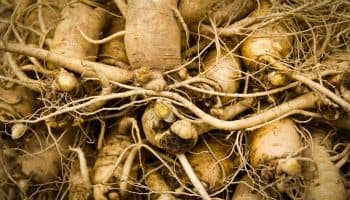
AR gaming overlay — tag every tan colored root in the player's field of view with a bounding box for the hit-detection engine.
[330,144,350,162]
[170,92,320,140]
[188,136,240,191]
[11,123,27,140]
[144,166,176,200]
[200,48,242,104]
[175,81,299,98]
[5,52,43,91]
[5,84,321,133]
[263,56,350,112]
[69,147,91,200]
[69,147,91,188]
[97,120,106,150]
[210,98,256,120]
[202,0,320,37]
[231,175,263,200]
[0,40,134,83]
[142,102,198,153]
[17,126,75,183]
[119,147,138,199]
[176,153,211,200]
[99,17,128,66]
[92,117,139,200]
[79,29,125,45]
[49,3,108,65]
[84,69,112,112]
[303,130,347,200]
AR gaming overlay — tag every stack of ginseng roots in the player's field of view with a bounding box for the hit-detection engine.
[0,0,350,199]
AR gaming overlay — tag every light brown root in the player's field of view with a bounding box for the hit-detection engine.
[330,144,350,162]
[119,147,138,198]
[335,153,349,169]
[79,28,126,45]
[303,130,347,200]
[210,98,256,120]
[69,147,91,187]
[69,146,92,200]
[142,102,198,153]
[231,175,264,200]
[262,55,350,112]
[144,165,176,200]
[97,120,106,150]
[176,153,211,200]
[84,69,112,112]
[0,40,134,83]
[92,117,139,200]
[11,123,27,140]
[170,92,320,136]
[4,52,43,91]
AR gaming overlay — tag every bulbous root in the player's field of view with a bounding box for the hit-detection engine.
[11,123,27,140]
[176,154,211,200]
[53,69,79,92]
[142,102,198,154]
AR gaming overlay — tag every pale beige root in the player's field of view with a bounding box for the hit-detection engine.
[178,0,256,25]
[124,0,181,90]
[188,136,240,191]
[134,68,167,91]
[210,98,256,120]
[4,52,43,91]
[231,175,263,200]
[16,125,75,183]
[178,0,224,24]
[166,97,254,146]
[208,0,257,25]
[250,118,302,171]
[69,163,91,200]
[49,2,108,91]
[240,0,293,72]
[0,41,134,83]
[303,130,346,200]
[240,2,350,110]
[249,118,302,192]
[52,68,80,92]
[170,91,317,139]
[176,153,211,200]
[142,101,198,153]
[119,147,138,199]
[200,48,242,104]
[322,53,350,103]
[69,147,91,200]
[11,123,27,140]
[124,0,179,59]
[99,17,129,66]
[50,2,108,64]
[1,81,319,132]
[262,55,350,112]
[92,118,138,200]
[22,0,62,45]
[144,166,176,200]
